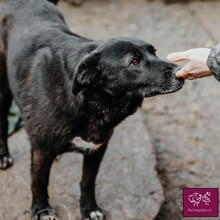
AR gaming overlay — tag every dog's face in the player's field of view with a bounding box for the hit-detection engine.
[72,38,184,98]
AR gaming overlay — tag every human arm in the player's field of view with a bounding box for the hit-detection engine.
[206,44,220,81]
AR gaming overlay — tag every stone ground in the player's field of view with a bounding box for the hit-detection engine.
[1,0,220,220]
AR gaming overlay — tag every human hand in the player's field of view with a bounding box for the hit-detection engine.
[167,48,213,80]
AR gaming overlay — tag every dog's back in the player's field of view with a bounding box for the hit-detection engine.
[0,0,67,48]
[0,0,83,106]
[1,0,62,23]
[0,0,72,59]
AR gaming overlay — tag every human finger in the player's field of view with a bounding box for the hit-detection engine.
[175,64,192,79]
[167,51,190,62]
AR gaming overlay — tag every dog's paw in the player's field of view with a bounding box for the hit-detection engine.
[82,207,105,220]
[36,216,59,220]
[0,154,13,170]
[89,210,105,220]
[32,209,59,220]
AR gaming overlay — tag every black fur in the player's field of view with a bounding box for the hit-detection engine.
[47,0,59,4]
[48,0,83,6]
[0,0,184,219]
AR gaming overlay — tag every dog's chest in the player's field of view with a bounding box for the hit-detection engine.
[69,119,112,151]
[71,136,103,151]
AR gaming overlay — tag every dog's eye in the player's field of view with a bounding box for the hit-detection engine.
[131,58,141,65]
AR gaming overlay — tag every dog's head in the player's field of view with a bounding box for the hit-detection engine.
[72,38,184,98]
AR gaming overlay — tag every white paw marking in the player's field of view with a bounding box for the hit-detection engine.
[33,209,58,220]
[71,137,103,151]
[90,211,104,220]
[0,156,13,169]
[41,215,59,220]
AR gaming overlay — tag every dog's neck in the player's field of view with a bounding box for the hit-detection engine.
[78,90,143,126]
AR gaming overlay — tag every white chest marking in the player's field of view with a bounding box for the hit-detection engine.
[71,137,103,151]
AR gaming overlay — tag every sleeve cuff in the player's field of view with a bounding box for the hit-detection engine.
[207,44,220,82]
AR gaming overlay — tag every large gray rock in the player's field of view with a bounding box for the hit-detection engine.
[0,112,163,220]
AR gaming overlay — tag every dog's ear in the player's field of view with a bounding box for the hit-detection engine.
[72,52,101,95]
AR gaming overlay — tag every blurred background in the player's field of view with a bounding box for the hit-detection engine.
[3,0,220,219]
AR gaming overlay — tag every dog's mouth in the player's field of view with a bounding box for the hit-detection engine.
[143,80,184,98]
[159,84,183,95]
[159,76,185,95]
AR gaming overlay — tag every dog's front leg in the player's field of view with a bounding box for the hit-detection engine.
[80,143,108,220]
[31,146,58,220]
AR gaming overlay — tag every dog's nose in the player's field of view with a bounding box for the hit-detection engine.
[172,65,185,84]
[178,77,185,84]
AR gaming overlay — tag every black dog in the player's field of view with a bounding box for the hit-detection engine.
[0,0,184,219]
